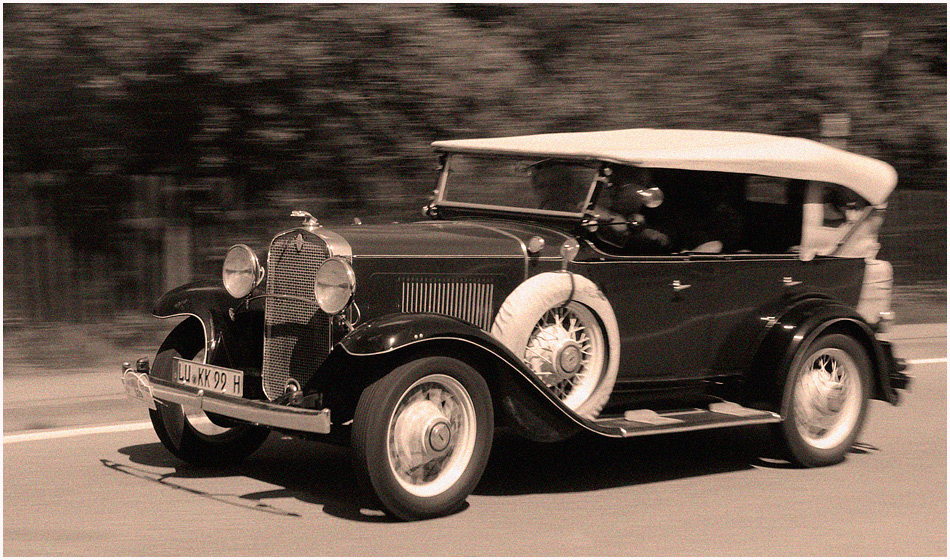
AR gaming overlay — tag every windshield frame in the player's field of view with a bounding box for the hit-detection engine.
[432,153,602,219]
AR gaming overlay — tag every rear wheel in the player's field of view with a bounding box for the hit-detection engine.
[352,357,493,520]
[777,334,870,467]
[149,322,270,466]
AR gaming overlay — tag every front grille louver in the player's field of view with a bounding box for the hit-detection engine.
[262,232,331,401]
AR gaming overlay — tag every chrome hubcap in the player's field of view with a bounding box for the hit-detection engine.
[555,341,583,378]
[387,374,476,497]
[794,348,861,449]
[428,421,451,452]
[525,302,605,410]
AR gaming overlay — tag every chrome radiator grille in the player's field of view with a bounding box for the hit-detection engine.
[400,276,494,331]
[262,232,331,401]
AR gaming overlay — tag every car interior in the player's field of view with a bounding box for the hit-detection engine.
[589,168,822,257]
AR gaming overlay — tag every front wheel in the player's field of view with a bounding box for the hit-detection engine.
[776,333,871,467]
[149,322,270,466]
[352,357,493,520]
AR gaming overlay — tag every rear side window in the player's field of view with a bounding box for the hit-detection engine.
[601,168,872,256]
[644,170,805,254]
[739,175,806,253]
[746,175,790,204]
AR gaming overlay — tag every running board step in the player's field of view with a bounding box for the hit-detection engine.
[593,402,781,437]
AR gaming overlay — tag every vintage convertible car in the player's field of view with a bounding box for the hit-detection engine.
[122,129,910,520]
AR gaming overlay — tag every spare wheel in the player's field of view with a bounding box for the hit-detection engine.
[491,272,619,419]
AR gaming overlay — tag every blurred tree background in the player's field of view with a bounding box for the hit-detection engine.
[2,4,946,341]
[5,4,946,204]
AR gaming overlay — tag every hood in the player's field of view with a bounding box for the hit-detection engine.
[327,220,570,261]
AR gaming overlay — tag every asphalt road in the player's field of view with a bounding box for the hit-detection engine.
[3,324,945,555]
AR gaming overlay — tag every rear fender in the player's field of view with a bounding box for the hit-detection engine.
[323,313,603,441]
[744,296,897,412]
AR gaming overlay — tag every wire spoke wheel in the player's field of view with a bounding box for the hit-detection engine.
[777,333,870,467]
[793,347,862,450]
[524,302,606,410]
[491,272,619,423]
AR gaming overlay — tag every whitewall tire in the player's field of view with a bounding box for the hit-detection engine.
[491,272,619,419]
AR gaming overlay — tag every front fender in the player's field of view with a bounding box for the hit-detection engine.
[326,313,618,441]
[744,296,898,411]
[152,281,241,365]
[339,313,510,357]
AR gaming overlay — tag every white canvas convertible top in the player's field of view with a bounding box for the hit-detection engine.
[432,129,898,206]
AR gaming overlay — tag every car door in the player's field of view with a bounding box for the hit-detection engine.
[578,254,713,382]
[691,253,805,374]
[690,176,867,375]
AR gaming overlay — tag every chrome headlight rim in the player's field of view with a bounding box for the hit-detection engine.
[314,257,356,315]
[222,244,265,299]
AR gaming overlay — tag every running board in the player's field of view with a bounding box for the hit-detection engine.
[593,402,781,438]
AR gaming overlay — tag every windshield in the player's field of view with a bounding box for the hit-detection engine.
[438,154,599,215]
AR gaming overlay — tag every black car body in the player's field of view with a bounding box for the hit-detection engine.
[123,129,910,519]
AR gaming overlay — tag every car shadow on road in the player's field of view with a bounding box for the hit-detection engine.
[113,436,390,523]
[476,425,801,496]
[110,425,875,522]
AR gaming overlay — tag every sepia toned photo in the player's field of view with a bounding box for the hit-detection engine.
[4,4,945,555]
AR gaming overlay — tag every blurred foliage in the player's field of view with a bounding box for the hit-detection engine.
[4,3,946,221]
[3,312,167,370]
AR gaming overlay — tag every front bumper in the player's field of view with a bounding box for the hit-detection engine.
[121,364,331,434]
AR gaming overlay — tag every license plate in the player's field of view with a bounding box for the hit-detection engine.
[173,358,244,397]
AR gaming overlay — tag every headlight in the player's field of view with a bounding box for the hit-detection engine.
[314,257,356,314]
[222,244,264,298]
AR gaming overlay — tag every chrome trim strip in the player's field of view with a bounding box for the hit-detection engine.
[343,334,494,357]
[141,373,331,434]
[355,255,530,260]
[584,241,691,261]
[581,243,808,263]
[268,227,353,262]
[151,312,209,364]
[611,414,780,438]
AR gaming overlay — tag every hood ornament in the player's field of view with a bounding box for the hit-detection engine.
[291,210,320,229]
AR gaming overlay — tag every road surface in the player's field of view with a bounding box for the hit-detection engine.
[4,324,945,555]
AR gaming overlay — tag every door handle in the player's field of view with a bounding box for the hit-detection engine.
[672,280,692,292]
